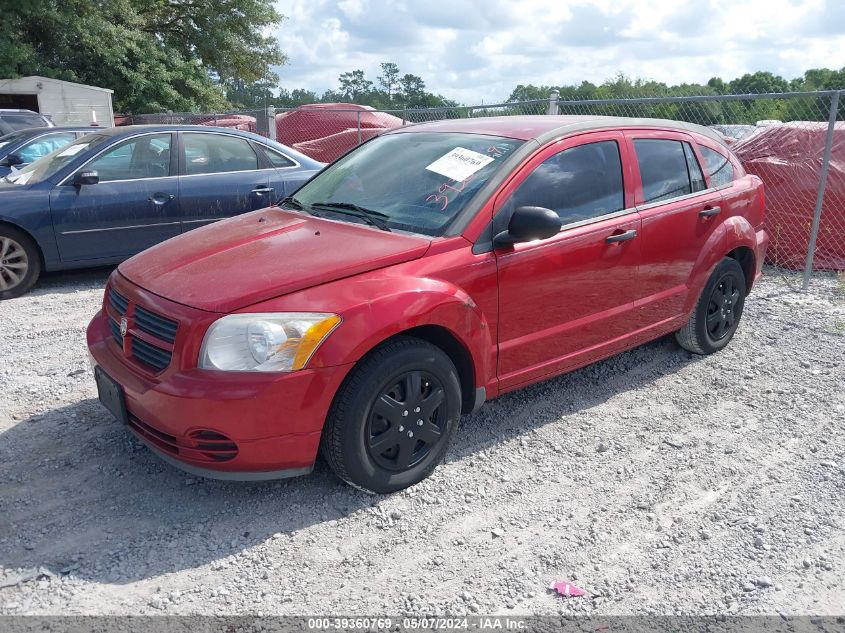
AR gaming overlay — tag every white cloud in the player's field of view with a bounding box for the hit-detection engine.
[272,0,845,104]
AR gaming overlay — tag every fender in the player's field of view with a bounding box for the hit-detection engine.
[682,214,758,314]
[0,187,62,269]
[246,274,495,391]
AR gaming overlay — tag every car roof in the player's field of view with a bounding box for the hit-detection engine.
[62,124,323,168]
[390,115,728,147]
[3,126,102,135]
[102,124,264,137]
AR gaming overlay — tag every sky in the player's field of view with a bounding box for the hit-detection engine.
[271,0,845,105]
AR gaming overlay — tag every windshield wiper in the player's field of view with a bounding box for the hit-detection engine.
[310,202,391,232]
[278,195,311,213]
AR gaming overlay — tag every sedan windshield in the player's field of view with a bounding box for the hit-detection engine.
[0,130,29,150]
[4,133,109,185]
[289,132,524,236]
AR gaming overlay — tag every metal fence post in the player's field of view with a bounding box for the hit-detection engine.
[356,111,362,145]
[402,106,406,126]
[547,90,560,115]
[266,106,276,141]
[802,90,840,290]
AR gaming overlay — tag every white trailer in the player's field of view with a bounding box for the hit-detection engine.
[0,75,114,127]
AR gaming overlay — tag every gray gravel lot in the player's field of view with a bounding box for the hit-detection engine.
[0,267,843,616]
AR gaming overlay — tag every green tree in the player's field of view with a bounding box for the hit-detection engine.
[338,69,373,102]
[398,73,427,106]
[377,62,401,102]
[275,88,319,108]
[0,0,285,112]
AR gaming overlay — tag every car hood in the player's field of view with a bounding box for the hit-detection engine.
[119,208,431,312]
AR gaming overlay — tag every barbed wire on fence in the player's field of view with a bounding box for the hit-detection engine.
[126,89,844,287]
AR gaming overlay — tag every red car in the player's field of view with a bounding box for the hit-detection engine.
[87,116,767,493]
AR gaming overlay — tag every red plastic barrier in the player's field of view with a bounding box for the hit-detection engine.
[194,114,257,133]
[292,127,390,163]
[733,122,845,270]
[276,103,402,153]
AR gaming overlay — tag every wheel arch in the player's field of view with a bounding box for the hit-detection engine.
[386,325,478,414]
[725,245,755,294]
[0,219,45,270]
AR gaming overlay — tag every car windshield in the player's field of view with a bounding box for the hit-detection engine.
[289,132,524,236]
[0,130,29,150]
[4,133,109,185]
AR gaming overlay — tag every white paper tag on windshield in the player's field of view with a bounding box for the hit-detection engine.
[58,144,88,157]
[425,147,494,182]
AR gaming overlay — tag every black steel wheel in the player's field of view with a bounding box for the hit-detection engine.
[321,336,462,493]
[676,257,747,354]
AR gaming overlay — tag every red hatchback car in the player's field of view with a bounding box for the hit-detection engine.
[87,116,767,493]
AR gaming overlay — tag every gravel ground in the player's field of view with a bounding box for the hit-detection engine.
[0,267,843,617]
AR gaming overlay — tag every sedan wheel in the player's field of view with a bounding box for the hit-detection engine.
[0,227,40,300]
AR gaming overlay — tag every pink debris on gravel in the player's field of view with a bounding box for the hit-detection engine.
[550,580,586,598]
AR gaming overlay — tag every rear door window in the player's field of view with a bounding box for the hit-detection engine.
[508,140,625,226]
[699,145,735,187]
[257,145,296,168]
[683,142,706,192]
[183,133,259,175]
[634,139,695,204]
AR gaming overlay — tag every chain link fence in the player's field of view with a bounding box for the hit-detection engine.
[129,89,844,288]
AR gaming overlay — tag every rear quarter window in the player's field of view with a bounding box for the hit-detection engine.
[699,146,735,187]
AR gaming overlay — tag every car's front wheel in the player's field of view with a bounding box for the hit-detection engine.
[321,336,462,493]
[676,257,747,354]
[0,226,41,300]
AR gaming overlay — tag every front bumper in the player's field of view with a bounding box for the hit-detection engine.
[87,302,352,480]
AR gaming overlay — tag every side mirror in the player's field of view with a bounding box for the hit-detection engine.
[73,170,99,186]
[493,206,562,246]
[2,154,23,168]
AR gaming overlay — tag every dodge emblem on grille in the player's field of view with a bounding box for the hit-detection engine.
[119,317,128,337]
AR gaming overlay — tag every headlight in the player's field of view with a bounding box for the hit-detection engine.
[199,313,341,372]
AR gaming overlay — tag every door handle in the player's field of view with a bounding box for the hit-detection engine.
[605,229,637,244]
[251,186,274,195]
[699,206,721,217]
[148,193,175,205]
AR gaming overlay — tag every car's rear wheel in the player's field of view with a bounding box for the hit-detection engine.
[0,226,40,300]
[675,257,746,354]
[321,336,462,493]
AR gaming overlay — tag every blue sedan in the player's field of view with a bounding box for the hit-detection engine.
[0,127,99,176]
[0,125,324,298]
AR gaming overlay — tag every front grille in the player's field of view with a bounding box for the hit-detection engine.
[108,317,122,346]
[109,288,129,316]
[134,306,178,343]
[106,284,180,373]
[131,337,172,372]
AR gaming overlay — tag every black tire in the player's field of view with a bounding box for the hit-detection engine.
[321,336,462,494]
[676,257,746,355]
[0,225,41,300]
